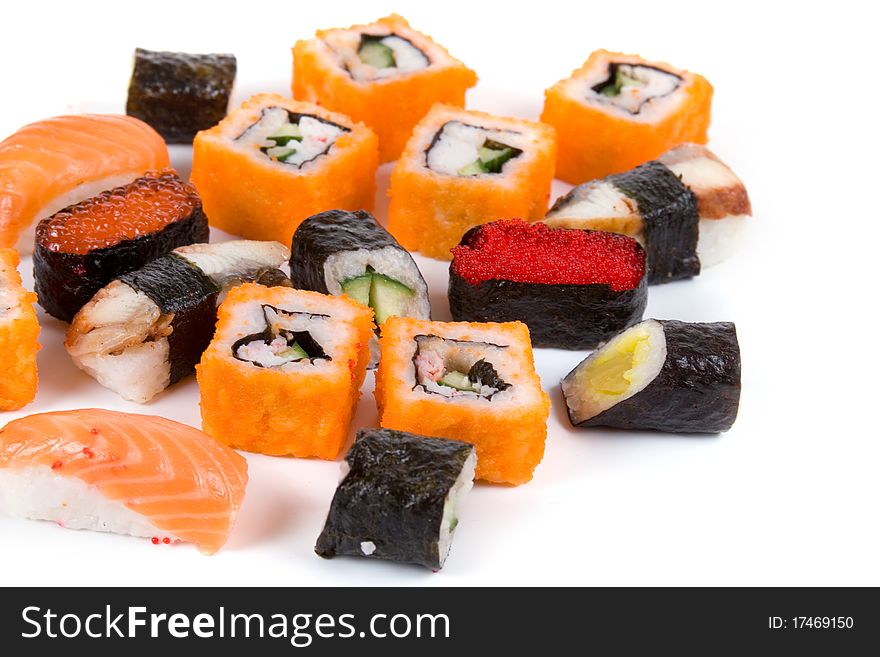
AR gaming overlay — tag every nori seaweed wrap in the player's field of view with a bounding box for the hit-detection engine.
[315,428,477,570]
[34,170,208,322]
[126,48,237,144]
[289,209,430,329]
[561,319,741,433]
[448,220,647,350]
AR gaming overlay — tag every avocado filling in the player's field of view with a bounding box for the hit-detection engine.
[232,304,330,368]
[356,33,429,73]
[413,335,511,399]
[591,63,682,114]
[457,139,522,176]
[236,107,349,167]
[341,266,415,326]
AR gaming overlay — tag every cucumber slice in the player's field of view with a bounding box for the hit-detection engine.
[267,134,303,146]
[265,146,297,160]
[457,161,488,176]
[341,273,372,306]
[478,147,515,173]
[279,342,309,360]
[273,124,303,138]
[359,40,395,68]
[369,273,414,325]
[438,371,475,391]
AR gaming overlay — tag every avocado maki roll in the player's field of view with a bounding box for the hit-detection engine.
[126,48,237,143]
[65,240,289,403]
[561,319,741,433]
[33,170,209,322]
[290,209,430,363]
[315,428,476,570]
[449,220,647,350]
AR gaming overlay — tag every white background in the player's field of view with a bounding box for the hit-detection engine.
[0,0,876,586]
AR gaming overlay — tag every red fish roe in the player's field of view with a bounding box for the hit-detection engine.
[151,537,160,545]
[36,170,200,255]
[451,219,645,291]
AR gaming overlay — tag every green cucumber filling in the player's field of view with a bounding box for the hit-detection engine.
[236,107,347,167]
[358,37,396,68]
[340,266,414,326]
[457,139,522,176]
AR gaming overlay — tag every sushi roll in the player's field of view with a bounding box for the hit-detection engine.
[545,143,752,277]
[191,93,378,246]
[541,50,713,184]
[449,220,646,349]
[33,170,209,322]
[293,14,477,163]
[0,408,248,554]
[315,428,476,570]
[375,317,550,485]
[289,209,430,363]
[561,319,741,433]
[65,240,290,403]
[388,104,557,260]
[126,48,237,144]
[0,249,40,410]
[0,114,169,251]
[197,284,373,459]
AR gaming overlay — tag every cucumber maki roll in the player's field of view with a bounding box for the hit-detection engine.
[315,428,476,570]
[65,240,289,403]
[126,48,237,144]
[449,220,647,350]
[289,209,430,362]
[561,319,741,433]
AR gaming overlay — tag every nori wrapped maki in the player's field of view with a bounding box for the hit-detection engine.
[126,48,237,144]
[546,159,700,284]
[65,240,290,403]
[561,319,741,433]
[34,170,208,322]
[315,428,476,570]
[448,220,647,350]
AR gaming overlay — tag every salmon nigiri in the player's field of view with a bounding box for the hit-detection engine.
[0,114,169,251]
[0,408,247,554]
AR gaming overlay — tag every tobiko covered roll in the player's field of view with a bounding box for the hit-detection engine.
[65,240,290,403]
[191,94,378,246]
[126,48,237,144]
[33,170,208,322]
[561,319,741,433]
[315,428,476,570]
[289,209,430,332]
[545,143,752,277]
[387,104,556,260]
[375,317,549,485]
[449,220,646,350]
[0,249,40,411]
[541,50,713,184]
[197,285,373,459]
[293,14,477,163]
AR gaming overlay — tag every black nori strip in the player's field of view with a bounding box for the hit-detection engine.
[315,428,474,570]
[609,161,700,284]
[118,254,220,384]
[289,210,427,307]
[447,225,648,350]
[468,359,510,392]
[33,206,209,323]
[126,48,237,144]
[566,320,741,433]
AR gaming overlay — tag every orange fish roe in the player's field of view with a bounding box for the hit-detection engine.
[37,170,201,255]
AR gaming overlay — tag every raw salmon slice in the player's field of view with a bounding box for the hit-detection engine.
[0,408,247,554]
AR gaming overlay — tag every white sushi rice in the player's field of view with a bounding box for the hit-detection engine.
[0,466,169,540]
[321,27,432,82]
[437,448,476,567]
[323,245,431,320]
[561,319,667,424]
[236,107,346,168]
[697,215,748,268]
[592,64,682,114]
[425,121,526,176]
[360,541,377,556]
[15,172,142,254]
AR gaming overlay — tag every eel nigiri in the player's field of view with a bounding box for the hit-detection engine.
[0,114,169,251]
[0,248,40,410]
[0,408,248,554]
[66,240,290,403]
